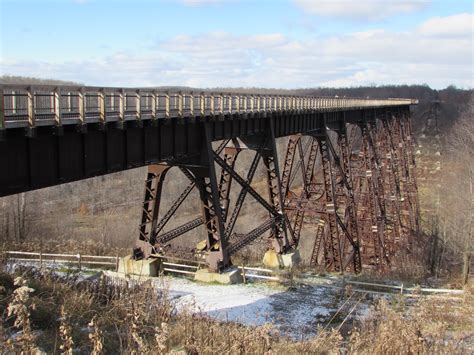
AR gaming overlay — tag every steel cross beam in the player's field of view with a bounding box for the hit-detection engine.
[327,132,361,273]
[224,150,261,239]
[135,164,170,258]
[279,109,420,274]
[129,106,419,273]
[135,140,231,258]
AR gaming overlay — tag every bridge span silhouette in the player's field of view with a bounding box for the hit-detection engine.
[0,85,419,272]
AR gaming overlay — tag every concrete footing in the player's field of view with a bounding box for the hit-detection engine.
[263,250,301,269]
[194,267,243,284]
[117,255,161,277]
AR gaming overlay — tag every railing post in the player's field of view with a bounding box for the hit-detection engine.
[78,89,85,124]
[77,253,82,271]
[189,92,194,117]
[210,93,215,116]
[54,88,61,125]
[0,88,4,130]
[27,87,35,127]
[235,94,240,113]
[136,89,141,121]
[178,91,183,117]
[98,89,105,123]
[219,93,224,116]
[118,89,124,121]
[200,92,205,117]
[151,90,157,120]
[226,93,232,115]
[165,92,170,118]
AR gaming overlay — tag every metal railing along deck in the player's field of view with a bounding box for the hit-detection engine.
[0,85,418,129]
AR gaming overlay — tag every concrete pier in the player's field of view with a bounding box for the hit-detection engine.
[194,267,243,284]
[117,255,161,277]
[263,250,301,269]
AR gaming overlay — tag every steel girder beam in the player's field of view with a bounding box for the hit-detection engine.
[134,118,294,270]
[290,137,319,247]
[133,138,232,268]
[190,123,230,271]
[327,129,362,273]
[224,150,261,240]
[318,135,344,272]
[228,217,278,255]
[132,108,419,273]
[281,135,320,248]
[398,112,421,237]
[309,218,326,267]
[134,164,171,258]
[264,117,291,253]
[358,122,390,268]
[281,117,362,273]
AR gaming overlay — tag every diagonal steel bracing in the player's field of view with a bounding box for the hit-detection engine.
[133,108,419,273]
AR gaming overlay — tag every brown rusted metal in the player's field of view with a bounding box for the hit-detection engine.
[278,109,418,274]
[129,103,419,273]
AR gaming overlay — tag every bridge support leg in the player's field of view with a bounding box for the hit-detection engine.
[198,124,231,272]
[318,135,343,272]
[399,112,421,238]
[358,118,393,270]
[134,164,170,259]
[264,117,290,253]
[331,126,362,273]
[281,128,362,273]
[379,113,404,256]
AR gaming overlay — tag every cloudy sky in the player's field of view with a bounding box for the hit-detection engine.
[1,0,472,89]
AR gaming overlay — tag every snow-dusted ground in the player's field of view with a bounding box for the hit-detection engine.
[165,276,337,338]
[6,262,370,339]
[105,271,365,339]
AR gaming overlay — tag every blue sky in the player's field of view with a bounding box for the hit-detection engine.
[1,0,473,88]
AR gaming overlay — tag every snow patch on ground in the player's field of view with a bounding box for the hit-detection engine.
[140,275,342,338]
[6,262,366,339]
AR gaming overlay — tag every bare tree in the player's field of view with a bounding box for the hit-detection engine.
[0,193,29,243]
[437,99,473,282]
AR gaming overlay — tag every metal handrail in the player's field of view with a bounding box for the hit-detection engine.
[0,84,418,128]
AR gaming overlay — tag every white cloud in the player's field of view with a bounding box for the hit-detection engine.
[417,13,474,37]
[1,13,472,89]
[293,0,430,21]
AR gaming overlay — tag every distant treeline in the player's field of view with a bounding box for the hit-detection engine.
[0,75,82,86]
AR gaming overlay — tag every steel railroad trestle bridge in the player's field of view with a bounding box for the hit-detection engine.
[0,85,420,273]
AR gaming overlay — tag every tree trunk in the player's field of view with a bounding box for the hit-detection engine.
[462,252,471,285]
[429,223,439,275]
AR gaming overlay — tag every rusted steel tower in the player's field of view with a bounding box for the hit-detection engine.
[282,110,420,272]
[0,85,419,273]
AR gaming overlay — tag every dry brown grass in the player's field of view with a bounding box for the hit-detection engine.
[1,239,129,258]
[349,292,474,353]
[1,263,472,354]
